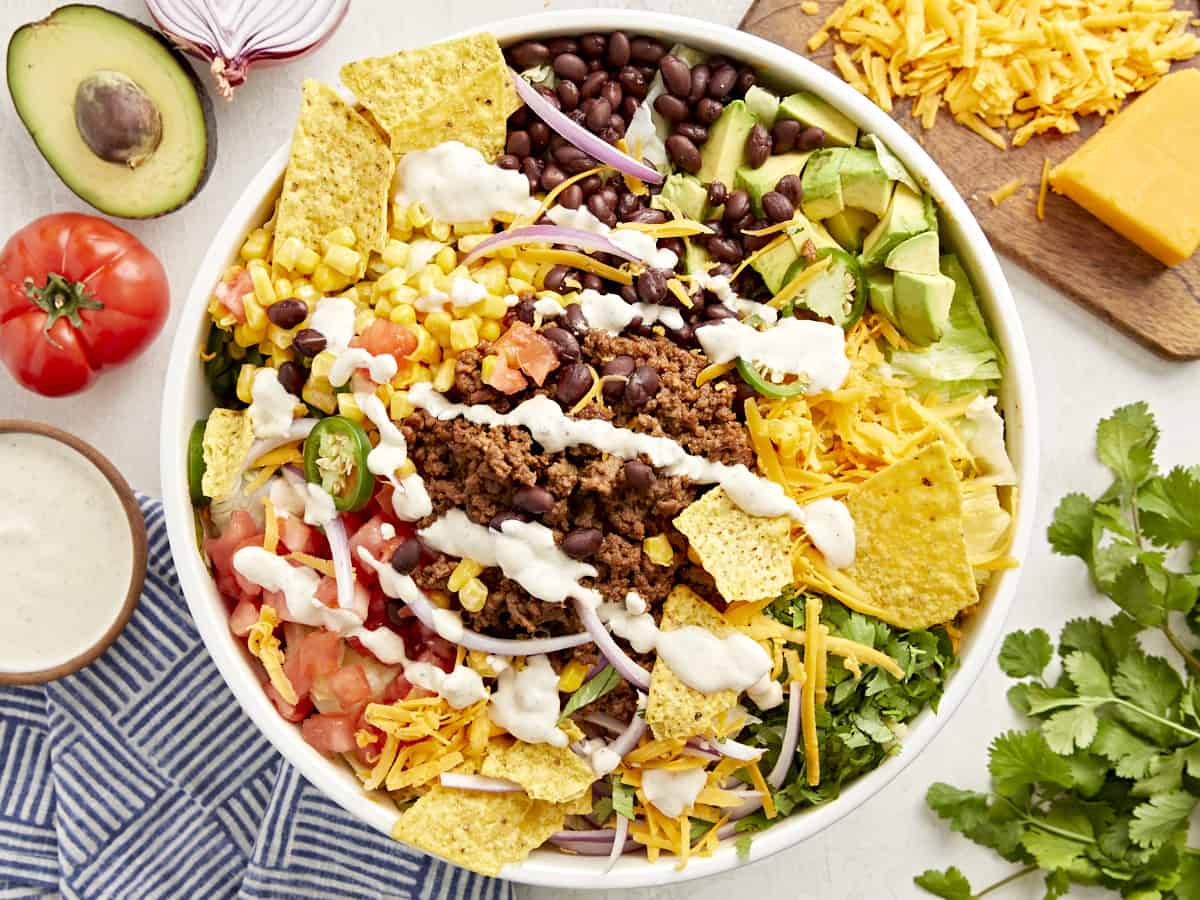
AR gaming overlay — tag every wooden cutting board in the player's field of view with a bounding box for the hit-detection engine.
[740,0,1200,359]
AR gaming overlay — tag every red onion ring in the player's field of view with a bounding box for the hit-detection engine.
[607,712,648,760]
[768,681,802,789]
[582,711,627,735]
[604,813,631,872]
[323,516,364,620]
[510,69,663,185]
[549,831,640,855]
[439,773,522,793]
[574,599,651,690]
[461,225,640,268]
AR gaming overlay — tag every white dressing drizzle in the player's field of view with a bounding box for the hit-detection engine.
[656,627,772,695]
[798,498,856,569]
[536,288,684,335]
[309,296,356,353]
[692,271,778,324]
[545,205,678,269]
[489,655,567,747]
[393,141,539,223]
[696,318,851,395]
[355,392,433,522]
[329,348,398,388]
[247,369,296,439]
[641,767,707,818]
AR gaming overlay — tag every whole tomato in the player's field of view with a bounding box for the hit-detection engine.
[0,213,169,396]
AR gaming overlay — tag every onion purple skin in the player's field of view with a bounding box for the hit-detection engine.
[461,225,641,268]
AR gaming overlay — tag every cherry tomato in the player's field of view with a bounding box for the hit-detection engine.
[0,213,168,396]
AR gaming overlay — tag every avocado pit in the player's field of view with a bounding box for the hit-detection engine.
[74,70,162,167]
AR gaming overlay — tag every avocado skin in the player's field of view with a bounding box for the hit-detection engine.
[7,4,217,219]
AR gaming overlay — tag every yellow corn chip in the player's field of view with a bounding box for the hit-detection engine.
[561,790,593,816]
[340,34,512,160]
[646,586,738,740]
[392,786,563,876]
[201,409,254,499]
[272,80,392,275]
[842,442,979,629]
[674,487,793,602]
[480,739,596,805]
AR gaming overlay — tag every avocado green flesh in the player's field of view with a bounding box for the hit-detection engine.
[751,237,802,294]
[800,150,845,220]
[837,147,893,216]
[826,207,877,253]
[8,4,214,218]
[894,270,956,346]
[735,152,813,215]
[778,91,859,147]
[655,174,709,222]
[885,231,941,275]
[744,85,781,126]
[698,100,756,192]
[859,182,932,268]
[867,271,897,323]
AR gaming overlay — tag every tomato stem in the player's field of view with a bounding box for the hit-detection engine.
[24,273,104,338]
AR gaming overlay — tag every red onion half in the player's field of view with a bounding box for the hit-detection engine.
[461,225,640,268]
[574,599,651,690]
[144,0,350,99]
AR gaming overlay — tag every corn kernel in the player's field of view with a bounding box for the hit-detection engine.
[267,324,294,350]
[481,354,499,384]
[294,246,321,276]
[269,345,293,368]
[273,277,293,299]
[468,650,499,677]
[424,310,452,343]
[452,221,493,236]
[374,298,393,318]
[507,277,534,294]
[249,265,277,307]
[510,259,539,283]
[389,303,417,326]
[428,221,452,242]
[407,203,431,229]
[295,281,320,303]
[233,323,263,348]
[382,240,410,269]
[323,244,362,278]
[475,294,509,320]
[236,364,258,404]
[557,660,591,693]
[449,318,479,352]
[409,365,433,384]
[376,266,408,295]
[415,267,440,297]
[353,308,376,334]
[239,228,271,261]
[325,225,357,248]
[643,534,675,566]
[447,559,485,593]
[367,256,390,279]
[435,247,457,274]
[428,589,452,610]
[479,320,501,341]
[274,235,305,270]
[312,263,350,293]
[433,357,457,392]
[336,392,365,423]
[310,350,337,381]
[242,293,267,331]
[472,261,506,294]
[390,390,414,420]
[302,383,337,415]
[457,234,491,254]
[458,578,489,613]
[395,458,416,479]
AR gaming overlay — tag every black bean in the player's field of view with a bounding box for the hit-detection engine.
[660,237,686,268]
[534,85,561,110]
[508,107,530,129]
[520,156,543,191]
[580,33,607,58]
[630,37,666,64]
[636,267,669,304]
[509,41,550,68]
[390,538,422,574]
[497,153,521,171]
[628,207,668,225]
[607,31,631,67]
[385,599,408,630]
[553,52,588,81]
[562,303,589,336]
[653,94,689,124]
[776,173,803,205]
[620,95,639,122]
[744,221,775,252]
[694,97,724,125]
[564,153,598,175]
[489,510,525,532]
[544,265,572,293]
[513,297,536,324]
[624,365,660,407]
[588,57,604,73]
[624,459,656,492]
[506,130,532,157]
[547,38,579,56]
[617,191,640,220]
[586,97,612,131]
[771,119,801,154]
[659,54,692,98]
[705,303,737,321]
[763,190,795,223]
[673,122,708,144]
[667,322,695,345]
[581,70,608,100]
[541,164,566,192]
[528,122,550,153]
[267,297,307,329]
[556,79,581,111]
[798,126,826,150]
[707,54,730,70]
[600,80,623,110]
[723,189,750,222]
[734,213,756,235]
[578,174,603,196]
[617,66,648,99]
[707,236,744,264]
[562,527,603,560]
[587,193,617,227]
[276,361,304,397]
[619,284,640,304]
[556,363,592,407]
[666,134,702,174]
[601,355,636,402]
[689,64,711,102]
[292,328,326,358]
[513,484,555,516]
[542,326,581,363]
[746,123,772,168]
[737,67,758,95]
[601,184,620,208]
[559,184,584,209]
[733,378,757,412]
[581,273,604,292]
[708,65,738,99]
[707,180,728,206]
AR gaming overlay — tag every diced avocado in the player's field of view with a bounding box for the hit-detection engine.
[669,44,707,66]
[698,100,756,190]
[867,270,897,324]
[894,271,955,346]
[859,183,932,268]
[744,85,781,126]
[751,237,802,294]
[800,149,844,220]
[804,218,841,252]
[734,152,813,215]
[825,208,877,253]
[778,91,859,148]
[654,173,710,222]
[684,238,714,275]
[7,4,215,218]
[885,231,940,275]
[838,147,893,216]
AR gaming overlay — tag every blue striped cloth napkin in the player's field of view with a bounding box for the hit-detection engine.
[0,495,513,900]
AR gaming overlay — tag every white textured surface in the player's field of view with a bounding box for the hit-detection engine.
[0,2,1196,897]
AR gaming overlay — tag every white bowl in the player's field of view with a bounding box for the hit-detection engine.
[161,9,1040,889]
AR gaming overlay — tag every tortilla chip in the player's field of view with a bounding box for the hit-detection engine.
[200,409,254,499]
[480,739,596,805]
[561,790,593,816]
[674,488,794,602]
[392,786,563,876]
[842,442,979,629]
[645,586,738,740]
[340,34,511,160]
[272,80,392,275]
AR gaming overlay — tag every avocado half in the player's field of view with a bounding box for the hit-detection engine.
[8,5,216,218]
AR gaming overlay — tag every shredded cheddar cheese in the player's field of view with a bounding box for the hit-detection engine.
[246,605,297,705]
[801,595,823,786]
[988,176,1025,206]
[1037,157,1051,219]
[262,497,279,553]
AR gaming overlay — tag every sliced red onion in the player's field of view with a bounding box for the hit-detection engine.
[681,746,721,763]
[145,0,349,99]
[461,225,640,268]
[324,516,361,618]
[511,69,663,185]
[604,813,631,872]
[607,712,648,760]
[710,737,764,762]
[582,711,628,735]
[574,599,650,690]
[768,682,802,790]
[549,831,640,855]
[243,419,318,473]
[439,773,522,793]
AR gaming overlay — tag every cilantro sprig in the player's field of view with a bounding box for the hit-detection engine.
[917,405,1200,900]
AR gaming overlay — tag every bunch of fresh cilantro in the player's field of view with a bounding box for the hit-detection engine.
[917,404,1200,900]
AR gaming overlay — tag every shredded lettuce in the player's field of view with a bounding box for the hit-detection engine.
[888,254,1004,397]
[961,481,1011,563]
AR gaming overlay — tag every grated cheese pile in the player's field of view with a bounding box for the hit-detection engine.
[809,0,1200,147]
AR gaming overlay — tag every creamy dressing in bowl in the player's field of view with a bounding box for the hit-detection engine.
[0,426,144,681]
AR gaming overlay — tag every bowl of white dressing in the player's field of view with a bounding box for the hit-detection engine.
[0,421,146,684]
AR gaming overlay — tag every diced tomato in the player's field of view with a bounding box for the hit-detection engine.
[301,713,358,755]
[349,516,402,576]
[364,585,388,631]
[266,683,313,723]
[332,665,372,708]
[278,516,318,555]
[205,510,261,599]
[381,673,413,703]
[215,268,252,323]
[284,629,342,696]
[483,353,528,394]
[493,322,559,386]
[351,319,417,365]
[395,616,456,673]
[229,598,260,637]
[261,590,290,622]
[231,536,268,598]
[315,575,339,607]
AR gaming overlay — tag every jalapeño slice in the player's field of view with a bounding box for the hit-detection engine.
[303,416,375,512]
[735,357,810,398]
[188,419,209,506]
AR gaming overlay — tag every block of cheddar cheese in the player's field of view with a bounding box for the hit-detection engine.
[1050,69,1200,267]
